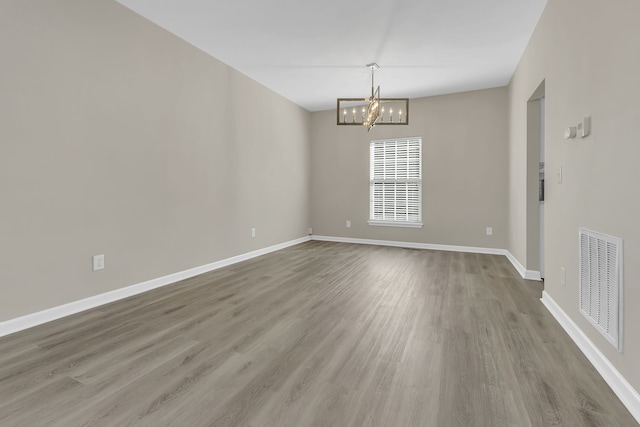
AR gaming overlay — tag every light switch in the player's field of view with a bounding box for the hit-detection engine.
[557,166,563,184]
[579,117,591,138]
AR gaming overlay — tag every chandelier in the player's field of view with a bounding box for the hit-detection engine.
[337,63,409,131]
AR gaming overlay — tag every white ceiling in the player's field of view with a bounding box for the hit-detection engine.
[115,0,548,112]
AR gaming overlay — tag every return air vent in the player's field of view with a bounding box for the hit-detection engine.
[579,228,623,351]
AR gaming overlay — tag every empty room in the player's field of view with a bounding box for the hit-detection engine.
[1,0,639,425]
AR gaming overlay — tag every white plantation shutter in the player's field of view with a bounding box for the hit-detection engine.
[369,137,422,227]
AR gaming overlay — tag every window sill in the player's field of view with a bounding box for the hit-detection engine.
[367,220,423,229]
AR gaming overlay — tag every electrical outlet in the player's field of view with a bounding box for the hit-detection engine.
[346,220,351,228]
[560,267,566,286]
[251,228,256,238]
[93,254,104,271]
[486,227,493,236]
[308,227,313,235]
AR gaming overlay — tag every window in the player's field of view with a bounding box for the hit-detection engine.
[369,137,423,228]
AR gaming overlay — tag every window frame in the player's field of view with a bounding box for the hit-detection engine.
[368,137,423,228]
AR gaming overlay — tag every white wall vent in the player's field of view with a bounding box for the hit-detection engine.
[579,228,623,352]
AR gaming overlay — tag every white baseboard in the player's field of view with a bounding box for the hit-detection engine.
[311,235,543,281]
[311,235,508,256]
[504,250,543,281]
[0,236,311,338]
[541,291,640,424]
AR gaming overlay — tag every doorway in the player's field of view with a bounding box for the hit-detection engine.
[526,81,545,280]
[539,98,545,279]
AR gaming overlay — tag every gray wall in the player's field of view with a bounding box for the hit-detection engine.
[508,0,640,391]
[0,0,310,321]
[310,88,509,249]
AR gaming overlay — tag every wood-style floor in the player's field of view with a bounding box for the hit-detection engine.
[0,241,636,426]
